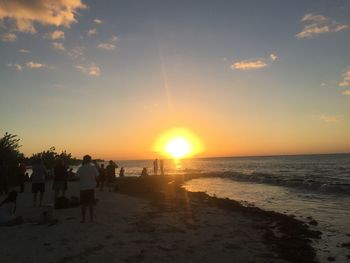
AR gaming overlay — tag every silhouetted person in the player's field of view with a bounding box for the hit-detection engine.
[0,162,9,195]
[160,159,164,176]
[77,155,98,223]
[68,168,75,180]
[141,167,148,177]
[93,160,100,188]
[17,161,26,193]
[153,159,158,175]
[106,160,118,192]
[0,191,22,226]
[53,159,68,201]
[119,167,125,177]
[99,164,106,191]
[31,159,47,207]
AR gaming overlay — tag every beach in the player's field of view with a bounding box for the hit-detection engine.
[0,176,321,263]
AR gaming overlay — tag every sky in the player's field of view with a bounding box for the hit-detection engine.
[0,0,350,160]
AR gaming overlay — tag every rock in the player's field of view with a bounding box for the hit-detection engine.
[327,256,336,261]
[309,219,318,226]
[341,242,350,248]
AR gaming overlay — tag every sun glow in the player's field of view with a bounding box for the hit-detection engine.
[154,128,203,159]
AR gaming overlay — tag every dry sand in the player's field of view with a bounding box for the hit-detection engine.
[0,176,319,263]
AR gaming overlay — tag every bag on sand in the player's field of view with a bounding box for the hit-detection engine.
[54,196,69,209]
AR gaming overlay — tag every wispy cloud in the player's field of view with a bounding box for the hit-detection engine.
[0,0,86,33]
[231,53,278,70]
[93,19,103,24]
[7,63,22,71]
[338,66,350,87]
[1,32,17,42]
[75,64,101,77]
[87,28,97,36]
[296,13,348,39]
[319,115,341,123]
[68,46,85,60]
[18,49,30,53]
[48,30,65,40]
[342,90,350,96]
[52,42,65,51]
[98,36,119,50]
[26,61,47,69]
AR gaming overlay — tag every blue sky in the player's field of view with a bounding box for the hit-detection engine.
[0,0,349,159]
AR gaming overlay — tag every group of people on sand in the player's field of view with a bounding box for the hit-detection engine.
[1,156,166,225]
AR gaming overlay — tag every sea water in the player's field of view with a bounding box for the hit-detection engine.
[116,154,350,262]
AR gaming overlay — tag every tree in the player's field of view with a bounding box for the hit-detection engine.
[0,132,23,186]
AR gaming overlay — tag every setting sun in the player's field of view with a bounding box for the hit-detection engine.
[165,137,191,159]
[154,128,203,159]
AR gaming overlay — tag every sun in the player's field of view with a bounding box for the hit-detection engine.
[165,137,191,159]
[154,127,203,159]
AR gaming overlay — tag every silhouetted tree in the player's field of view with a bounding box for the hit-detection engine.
[0,132,24,186]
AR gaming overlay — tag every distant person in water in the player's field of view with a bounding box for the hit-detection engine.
[77,155,99,223]
[160,159,164,176]
[52,159,68,201]
[31,159,47,207]
[119,167,125,177]
[0,191,22,226]
[153,159,158,175]
[106,160,118,192]
[99,164,106,191]
[17,161,26,193]
[141,167,148,177]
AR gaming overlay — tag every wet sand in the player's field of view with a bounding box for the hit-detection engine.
[0,175,321,263]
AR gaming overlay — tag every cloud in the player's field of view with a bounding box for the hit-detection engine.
[296,13,348,39]
[342,90,350,96]
[68,46,85,60]
[338,66,350,87]
[7,63,22,71]
[231,53,277,70]
[1,32,16,41]
[269,53,278,61]
[75,64,100,77]
[18,49,30,53]
[319,115,340,123]
[93,19,102,24]
[26,61,47,69]
[87,28,97,36]
[98,36,119,51]
[49,30,65,40]
[0,0,87,33]
[52,42,65,50]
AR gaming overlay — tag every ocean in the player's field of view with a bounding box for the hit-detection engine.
[114,154,350,262]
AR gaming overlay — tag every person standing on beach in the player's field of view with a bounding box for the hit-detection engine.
[52,159,68,201]
[160,160,164,176]
[31,159,47,207]
[153,159,158,175]
[17,161,26,193]
[99,164,106,191]
[106,160,118,192]
[0,162,9,195]
[77,155,98,223]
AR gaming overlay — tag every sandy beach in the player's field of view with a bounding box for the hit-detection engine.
[0,175,322,263]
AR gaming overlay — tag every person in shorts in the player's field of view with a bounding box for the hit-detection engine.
[77,155,98,223]
[31,159,47,207]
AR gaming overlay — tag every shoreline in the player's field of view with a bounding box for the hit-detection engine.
[0,176,322,263]
[115,175,321,263]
